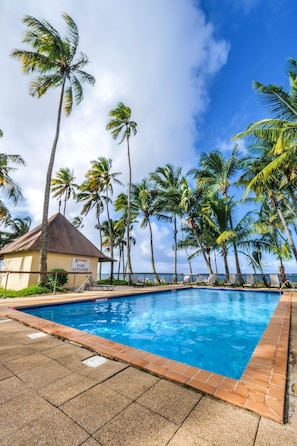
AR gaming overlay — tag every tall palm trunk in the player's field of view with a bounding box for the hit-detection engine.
[222,246,230,277]
[189,218,213,273]
[126,137,133,279]
[39,79,65,285]
[105,187,114,283]
[173,216,178,284]
[271,194,297,262]
[148,218,159,283]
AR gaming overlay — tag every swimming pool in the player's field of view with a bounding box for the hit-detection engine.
[21,288,280,380]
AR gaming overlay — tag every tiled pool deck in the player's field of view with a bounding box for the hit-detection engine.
[0,286,294,427]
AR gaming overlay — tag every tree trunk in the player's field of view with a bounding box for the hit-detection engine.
[222,246,230,277]
[190,222,213,274]
[39,79,65,286]
[274,199,297,262]
[173,216,178,284]
[148,218,159,283]
[126,137,133,280]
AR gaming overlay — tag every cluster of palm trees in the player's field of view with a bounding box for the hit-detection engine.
[1,12,297,285]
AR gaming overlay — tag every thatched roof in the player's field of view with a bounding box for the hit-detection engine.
[0,213,113,262]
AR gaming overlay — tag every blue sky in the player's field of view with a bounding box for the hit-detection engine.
[0,0,296,274]
[197,0,296,153]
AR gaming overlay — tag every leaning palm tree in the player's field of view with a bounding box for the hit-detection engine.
[179,176,214,273]
[12,13,95,284]
[106,102,137,278]
[51,167,78,215]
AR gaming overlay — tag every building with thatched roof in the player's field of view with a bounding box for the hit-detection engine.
[0,213,113,290]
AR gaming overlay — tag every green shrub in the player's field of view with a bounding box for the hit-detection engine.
[47,268,68,290]
[0,285,51,298]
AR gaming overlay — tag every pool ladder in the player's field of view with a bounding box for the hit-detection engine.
[280,280,296,291]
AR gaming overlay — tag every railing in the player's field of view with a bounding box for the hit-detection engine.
[0,270,94,298]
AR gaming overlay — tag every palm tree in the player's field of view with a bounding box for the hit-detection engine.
[76,182,105,279]
[252,201,293,283]
[150,164,183,284]
[114,192,138,279]
[179,176,214,273]
[131,178,170,282]
[238,144,297,263]
[112,219,126,279]
[0,216,31,249]
[0,153,25,223]
[51,167,77,215]
[205,194,236,277]
[106,102,137,278]
[87,157,122,282]
[12,13,95,284]
[190,148,244,283]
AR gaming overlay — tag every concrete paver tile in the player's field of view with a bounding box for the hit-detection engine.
[137,379,202,425]
[0,363,13,380]
[18,360,72,389]
[0,392,58,437]
[5,351,52,374]
[61,383,131,433]
[81,438,103,446]
[27,335,63,351]
[2,408,90,446]
[106,366,159,399]
[167,427,211,445]
[181,396,259,446]
[38,372,99,405]
[43,342,90,360]
[255,408,297,446]
[94,402,178,446]
[0,376,31,404]
[77,357,128,380]
[0,345,36,362]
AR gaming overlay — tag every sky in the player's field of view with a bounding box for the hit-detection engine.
[0,0,296,275]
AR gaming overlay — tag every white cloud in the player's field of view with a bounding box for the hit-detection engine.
[0,0,230,273]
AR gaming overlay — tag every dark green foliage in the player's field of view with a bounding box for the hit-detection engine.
[47,268,68,289]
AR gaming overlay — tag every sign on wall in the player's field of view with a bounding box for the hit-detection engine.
[72,257,90,272]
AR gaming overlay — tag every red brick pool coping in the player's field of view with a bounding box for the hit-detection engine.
[0,288,291,423]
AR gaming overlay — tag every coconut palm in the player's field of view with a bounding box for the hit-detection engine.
[51,167,78,215]
[12,13,95,284]
[0,153,25,223]
[0,216,31,249]
[150,164,183,284]
[86,157,122,282]
[233,58,297,186]
[238,144,297,263]
[179,176,214,273]
[190,147,244,282]
[76,183,105,278]
[131,178,170,282]
[114,192,138,279]
[106,102,137,278]
[252,201,293,283]
[112,219,126,279]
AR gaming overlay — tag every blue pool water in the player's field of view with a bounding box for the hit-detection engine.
[22,288,280,379]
